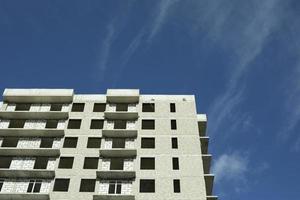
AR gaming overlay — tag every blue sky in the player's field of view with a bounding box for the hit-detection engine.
[0,0,299,199]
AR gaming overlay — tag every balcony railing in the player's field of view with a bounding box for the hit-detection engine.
[93,194,135,200]
[104,111,138,120]
[96,171,136,179]
[99,149,137,158]
[0,169,55,179]
[200,136,209,154]
[202,154,212,174]
[0,148,60,157]
[0,193,49,200]
[204,174,215,196]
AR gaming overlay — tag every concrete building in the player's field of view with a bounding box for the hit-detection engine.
[0,88,217,200]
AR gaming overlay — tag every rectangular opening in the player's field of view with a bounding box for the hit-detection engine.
[114,120,127,129]
[58,157,74,169]
[0,179,4,192]
[15,103,31,111]
[112,138,126,148]
[53,178,70,192]
[45,120,59,129]
[83,157,98,169]
[140,179,155,193]
[172,138,178,149]
[50,104,63,111]
[40,138,54,148]
[93,103,106,112]
[170,103,176,112]
[142,103,155,112]
[171,120,177,130]
[8,120,26,128]
[71,103,85,112]
[34,157,49,169]
[142,120,155,130]
[172,157,179,170]
[90,119,104,129]
[110,158,124,170]
[141,138,155,148]
[63,137,78,148]
[108,181,122,194]
[27,179,42,193]
[140,157,155,170]
[67,119,81,129]
[79,179,96,192]
[0,156,12,168]
[173,179,181,193]
[87,137,101,148]
[115,104,128,112]
[1,137,18,147]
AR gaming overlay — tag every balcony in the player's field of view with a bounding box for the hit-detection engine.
[204,174,215,196]
[100,149,137,158]
[93,194,135,200]
[104,111,138,120]
[102,130,137,138]
[0,193,49,200]
[0,169,55,178]
[0,111,68,120]
[0,128,64,137]
[0,148,60,157]
[106,89,139,103]
[200,136,209,154]
[207,196,218,200]
[202,154,212,174]
[97,171,136,179]
[197,114,207,137]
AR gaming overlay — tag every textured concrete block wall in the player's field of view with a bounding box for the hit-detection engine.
[99,181,109,194]
[15,180,28,193]
[125,139,135,149]
[10,157,35,170]
[106,121,114,129]
[24,120,46,129]
[47,158,56,170]
[121,181,133,194]
[6,104,15,111]
[30,104,40,111]
[17,138,41,148]
[52,138,62,148]
[40,180,51,193]
[0,138,2,146]
[1,179,52,193]
[123,159,134,171]
[103,139,113,149]
[126,121,136,129]
[101,159,110,170]
[1,181,14,192]
[107,104,116,112]
[0,120,9,128]
[127,104,136,112]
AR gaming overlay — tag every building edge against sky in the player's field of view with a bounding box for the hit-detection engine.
[0,88,217,200]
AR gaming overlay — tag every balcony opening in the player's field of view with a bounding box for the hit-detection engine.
[40,138,54,148]
[140,179,155,193]
[172,157,179,170]
[140,157,155,170]
[45,120,59,129]
[71,103,85,112]
[27,179,42,193]
[67,119,81,129]
[58,157,74,169]
[171,120,177,130]
[0,179,3,191]
[1,137,18,147]
[0,156,12,168]
[108,181,122,194]
[34,157,49,169]
[50,104,63,111]
[83,157,98,169]
[53,178,70,192]
[87,137,102,148]
[90,119,104,129]
[93,103,106,112]
[79,179,96,192]
[110,158,124,170]
[172,138,178,149]
[8,119,26,128]
[142,103,155,112]
[170,103,176,112]
[112,138,126,148]
[115,103,128,112]
[141,138,155,148]
[15,103,31,111]
[173,179,181,193]
[63,137,78,148]
[142,120,155,130]
[114,120,127,129]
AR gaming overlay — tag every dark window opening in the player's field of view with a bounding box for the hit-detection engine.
[45,120,59,129]
[50,104,63,111]
[170,103,176,112]
[87,138,101,148]
[173,179,181,193]
[171,120,177,130]
[141,138,155,148]
[34,157,49,169]
[140,158,155,170]
[93,103,106,112]
[142,120,155,130]
[67,119,81,129]
[116,104,128,112]
[140,179,155,193]
[172,138,178,149]
[1,137,18,147]
[53,179,70,192]
[110,158,124,170]
[112,138,125,148]
[90,119,104,129]
[0,179,4,192]
[172,157,179,170]
[8,120,26,128]
[63,137,78,148]
[15,103,31,111]
[27,179,42,193]
[79,179,96,192]
[58,157,74,169]
[108,181,122,194]
[142,103,155,112]
[40,138,54,148]
[0,156,12,168]
[114,120,127,129]
[71,103,85,112]
[83,157,98,169]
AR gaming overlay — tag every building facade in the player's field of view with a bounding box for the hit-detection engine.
[0,88,217,200]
